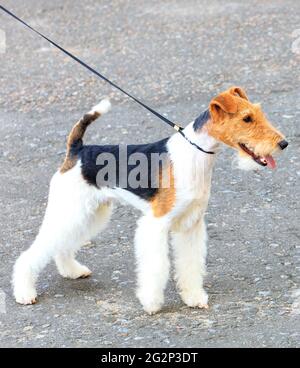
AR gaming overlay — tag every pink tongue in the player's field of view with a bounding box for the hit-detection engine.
[264,155,276,169]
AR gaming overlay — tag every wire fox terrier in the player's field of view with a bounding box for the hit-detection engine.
[13,87,288,314]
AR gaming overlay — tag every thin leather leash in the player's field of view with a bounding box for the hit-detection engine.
[0,5,215,155]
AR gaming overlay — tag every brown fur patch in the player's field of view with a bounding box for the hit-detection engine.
[60,155,79,174]
[151,164,176,217]
[60,111,100,173]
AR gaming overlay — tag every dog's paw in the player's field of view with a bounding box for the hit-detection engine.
[142,301,163,315]
[137,289,164,315]
[15,289,37,305]
[75,265,92,279]
[181,289,209,309]
[59,263,92,279]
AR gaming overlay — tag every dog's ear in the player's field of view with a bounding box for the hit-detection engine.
[229,86,249,100]
[209,91,238,121]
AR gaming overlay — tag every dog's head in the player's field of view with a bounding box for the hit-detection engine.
[206,87,288,170]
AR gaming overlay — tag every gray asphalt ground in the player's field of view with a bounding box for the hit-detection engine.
[0,0,299,348]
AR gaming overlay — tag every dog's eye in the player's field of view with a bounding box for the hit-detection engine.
[243,115,253,123]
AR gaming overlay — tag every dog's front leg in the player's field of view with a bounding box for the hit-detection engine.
[134,215,170,314]
[172,218,208,309]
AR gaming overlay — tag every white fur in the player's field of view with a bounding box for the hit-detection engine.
[171,219,208,308]
[112,187,151,213]
[13,121,220,313]
[135,215,170,314]
[91,98,111,115]
[236,153,262,171]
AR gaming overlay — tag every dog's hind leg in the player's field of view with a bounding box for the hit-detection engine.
[13,166,111,305]
[12,218,72,305]
[13,230,58,305]
[54,252,92,280]
[54,202,112,279]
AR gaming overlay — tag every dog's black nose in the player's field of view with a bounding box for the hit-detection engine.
[278,140,289,150]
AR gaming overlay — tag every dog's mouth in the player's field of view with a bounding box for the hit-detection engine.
[238,143,276,169]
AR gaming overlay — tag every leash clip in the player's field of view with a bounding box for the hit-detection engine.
[173,124,182,132]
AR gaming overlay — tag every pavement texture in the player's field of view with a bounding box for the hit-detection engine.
[0,0,299,348]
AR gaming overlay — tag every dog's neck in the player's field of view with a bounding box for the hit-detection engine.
[182,111,220,155]
[167,110,221,184]
[168,115,220,174]
[168,116,219,199]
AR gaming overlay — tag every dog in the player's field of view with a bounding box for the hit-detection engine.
[12,86,288,314]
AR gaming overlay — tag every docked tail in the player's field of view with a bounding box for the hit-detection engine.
[60,99,111,173]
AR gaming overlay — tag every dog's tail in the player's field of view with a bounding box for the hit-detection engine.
[60,99,111,173]
[66,99,111,151]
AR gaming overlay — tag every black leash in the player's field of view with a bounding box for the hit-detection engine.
[0,5,215,155]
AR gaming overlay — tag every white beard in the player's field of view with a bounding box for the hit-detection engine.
[233,153,263,171]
